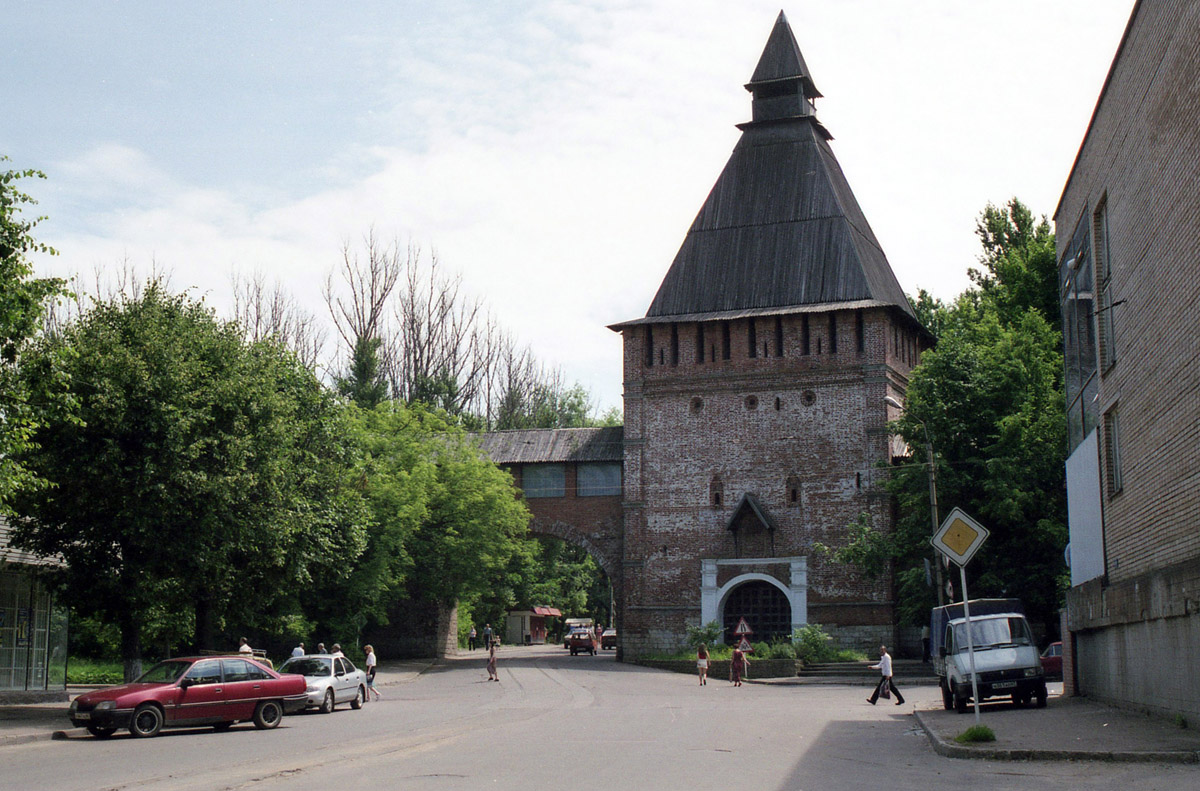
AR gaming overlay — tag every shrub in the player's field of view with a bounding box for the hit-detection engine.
[792,623,834,663]
[685,620,725,650]
[68,658,125,685]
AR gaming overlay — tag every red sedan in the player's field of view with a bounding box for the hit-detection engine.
[1040,642,1063,679]
[68,655,307,738]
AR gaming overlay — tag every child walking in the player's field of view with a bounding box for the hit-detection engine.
[697,643,709,685]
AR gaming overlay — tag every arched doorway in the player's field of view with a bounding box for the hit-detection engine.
[722,579,792,642]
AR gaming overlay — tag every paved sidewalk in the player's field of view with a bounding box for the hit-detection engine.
[914,694,1200,762]
[0,658,436,749]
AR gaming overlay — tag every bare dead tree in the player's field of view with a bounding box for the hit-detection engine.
[230,269,327,371]
[324,229,403,350]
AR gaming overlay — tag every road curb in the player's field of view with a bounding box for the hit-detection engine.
[913,710,1200,763]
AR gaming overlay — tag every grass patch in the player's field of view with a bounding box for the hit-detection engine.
[954,724,996,744]
[1174,713,1188,729]
[68,658,124,685]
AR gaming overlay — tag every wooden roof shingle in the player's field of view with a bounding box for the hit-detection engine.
[473,427,624,465]
[611,13,914,330]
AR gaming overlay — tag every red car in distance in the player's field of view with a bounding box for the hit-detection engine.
[1040,642,1063,679]
[68,655,307,738]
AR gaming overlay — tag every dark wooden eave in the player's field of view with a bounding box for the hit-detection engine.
[725,492,777,533]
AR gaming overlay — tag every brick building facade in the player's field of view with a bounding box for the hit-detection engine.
[1055,0,1200,719]
[480,14,929,659]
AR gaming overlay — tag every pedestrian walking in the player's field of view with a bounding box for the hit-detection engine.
[482,623,493,647]
[291,642,305,658]
[866,645,905,706]
[486,639,498,681]
[730,647,748,686]
[365,644,382,701]
[469,627,477,651]
[921,625,931,663]
[697,643,709,685]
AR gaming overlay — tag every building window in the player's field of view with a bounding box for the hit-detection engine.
[710,474,724,507]
[786,474,801,506]
[828,313,838,353]
[745,395,758,410]
[522,464,565,498]
[748,319,757,358]
[644,325,654,367]
[696,323,706,364]
[1060,209,1099,454]
[691,396,704,413]
[774,316,784,357]
[578,463,622,497]
[1104,407,1123,497]
[855,310,864,353]
[721,322,732,360]
[670,323,679,367]
[1094,198,1117,371]
[801,315,810,355]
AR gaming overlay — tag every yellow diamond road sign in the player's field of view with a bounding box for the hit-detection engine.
[932,508,990,567]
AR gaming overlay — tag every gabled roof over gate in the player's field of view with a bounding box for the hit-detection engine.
[725,492,777,533]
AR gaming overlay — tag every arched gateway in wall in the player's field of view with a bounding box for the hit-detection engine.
[476,12,931,660]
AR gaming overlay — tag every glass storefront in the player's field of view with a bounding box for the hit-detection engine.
[0,568,68,691]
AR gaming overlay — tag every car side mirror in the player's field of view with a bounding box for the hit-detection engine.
[180,677,195,689]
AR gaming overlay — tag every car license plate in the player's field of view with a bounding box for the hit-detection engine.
[75,712,90,720]
[993,681,1017,689]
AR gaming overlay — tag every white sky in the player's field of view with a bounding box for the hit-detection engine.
[3,0,1135,412]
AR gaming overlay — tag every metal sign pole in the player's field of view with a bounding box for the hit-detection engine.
[960,566,981,724]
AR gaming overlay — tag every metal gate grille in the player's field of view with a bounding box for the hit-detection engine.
[722,581,791,643]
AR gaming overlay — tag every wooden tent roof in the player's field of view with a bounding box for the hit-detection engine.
[611,12,914,330]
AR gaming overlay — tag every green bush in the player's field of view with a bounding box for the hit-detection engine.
[954,725,996,744]
[67,658,125,685]
[685,620,725,650]
[793,623,834,663]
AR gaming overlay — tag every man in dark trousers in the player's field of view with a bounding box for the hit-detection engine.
[866,645,905,706]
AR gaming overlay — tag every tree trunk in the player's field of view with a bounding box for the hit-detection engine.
[195,595,216,653]
[119,611,143,683]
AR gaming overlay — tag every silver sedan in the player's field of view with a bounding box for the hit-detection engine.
[277,654,368,713]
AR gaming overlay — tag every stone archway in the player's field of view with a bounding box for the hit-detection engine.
[527,517,624,637]
[701,559,808,643]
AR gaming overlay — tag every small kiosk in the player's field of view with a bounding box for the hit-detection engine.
[505,606,561,645]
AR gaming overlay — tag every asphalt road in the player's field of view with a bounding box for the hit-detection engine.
[5,645,1197,790]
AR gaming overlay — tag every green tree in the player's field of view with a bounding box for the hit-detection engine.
[12,284,369,678]
[0,159,67,511]
[336,335,390,409]
[970,198,1059,327]
[888,288,1067,631]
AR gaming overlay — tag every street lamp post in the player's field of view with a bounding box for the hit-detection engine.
[885,395,945,607]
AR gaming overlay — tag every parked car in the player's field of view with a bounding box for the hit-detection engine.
[1040,641,1063,679]
[569,630,597,656]
[601,628,617,650]
[67,656,307,738]
[278,654,368,713]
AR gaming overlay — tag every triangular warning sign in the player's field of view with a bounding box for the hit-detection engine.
[734,617,753,635]
[737,637,753,652]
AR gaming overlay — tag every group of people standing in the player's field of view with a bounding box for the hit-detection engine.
[694,642,904,704]
[694,643,750,686]
[285,639,382,702]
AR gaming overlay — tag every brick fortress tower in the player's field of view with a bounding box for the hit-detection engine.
[610,12,930,658]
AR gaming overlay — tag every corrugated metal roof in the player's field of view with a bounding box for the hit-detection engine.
[613,13,914,330]
[473,427,624,464]
[0,519,63,568]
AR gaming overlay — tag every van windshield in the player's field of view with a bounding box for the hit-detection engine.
[952,617,1033,650]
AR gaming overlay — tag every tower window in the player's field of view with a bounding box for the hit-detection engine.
[721,322,731,360]
[801,315,810,355]
[644,325,654,367]
[829,313,838,354]
[710,474,724,507]
[696,323,705,364]
[774,316,784,357]
[748,319,757,358]
[670,323,679,367]
[855,310,864,353]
